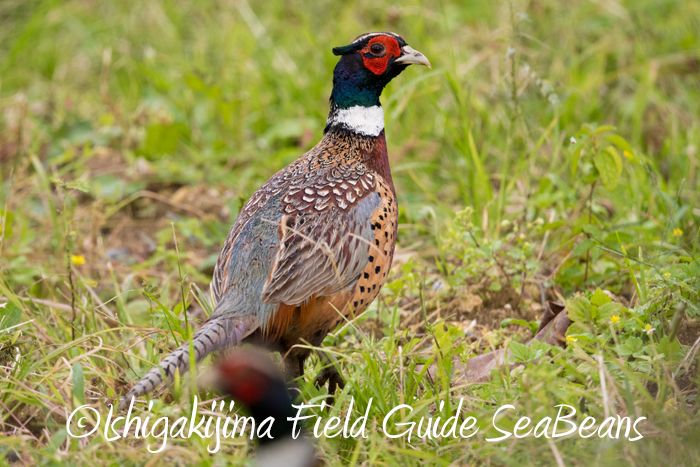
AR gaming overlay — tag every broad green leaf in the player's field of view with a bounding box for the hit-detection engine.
[597,302,625,322]
[618,336,644,357]
[590,288,611,306]
[509,341,529,362]
[594,149,620,191]
[566,297,591,323]
[606,146,623,175]
[530,339,552,354]
[565,328,594,341]
[501,318,527,328]
[573,238,595,256]
[689,260,700,276]
[605,134,634,154]
[0,302,22,331]
[566,324,590,342]
[657,335,682,361]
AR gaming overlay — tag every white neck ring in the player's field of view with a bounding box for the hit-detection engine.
[327,105,384,137]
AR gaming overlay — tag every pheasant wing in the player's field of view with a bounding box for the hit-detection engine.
[261,195,380,306]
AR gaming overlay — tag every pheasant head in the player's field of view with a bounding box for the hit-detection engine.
[326,32,431,136]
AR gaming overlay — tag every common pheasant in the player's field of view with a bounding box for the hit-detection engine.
[120,32,430,410]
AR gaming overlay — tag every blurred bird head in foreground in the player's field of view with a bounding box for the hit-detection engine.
[213,349,318,467]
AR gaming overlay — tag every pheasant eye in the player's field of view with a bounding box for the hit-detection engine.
[369,43,385,56]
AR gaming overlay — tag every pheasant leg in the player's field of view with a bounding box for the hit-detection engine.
[314,351,345,405]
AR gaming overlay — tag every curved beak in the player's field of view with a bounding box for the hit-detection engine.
[395,45,431,69]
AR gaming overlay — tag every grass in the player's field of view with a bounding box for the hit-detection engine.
[1,0,699,465]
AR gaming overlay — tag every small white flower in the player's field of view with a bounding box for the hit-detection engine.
[506,47,516,58]
[0,301,7,309]
[570,136,577,144]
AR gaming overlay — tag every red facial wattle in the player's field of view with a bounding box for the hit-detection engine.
[360,36,401,75]
[219,361,270,406]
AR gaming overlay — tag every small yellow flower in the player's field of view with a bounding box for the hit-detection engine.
[566,335,577,343]
[623,150,633,160]
[71,255,86,265]
[663,271,672,278]
[673,228,683,237]
[644,324,656,336]
[610,315,620,324]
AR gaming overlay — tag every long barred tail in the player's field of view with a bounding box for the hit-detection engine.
[118,316,258,410]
